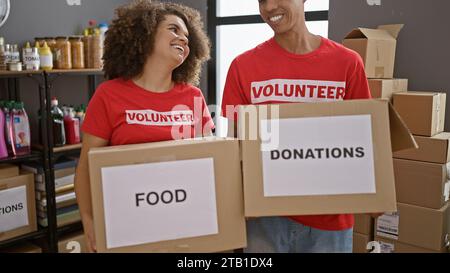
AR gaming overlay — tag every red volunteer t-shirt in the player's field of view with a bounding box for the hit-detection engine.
[82,78,214,146]
[221,37,371,231]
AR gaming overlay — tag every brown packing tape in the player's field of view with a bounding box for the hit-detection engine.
[436,95,441,133]
[387,101,418,152]
[375,67,385,78]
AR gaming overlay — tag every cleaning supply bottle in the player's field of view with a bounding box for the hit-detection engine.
[64,107,80,145]
[11,102,31,156]
[98,22,108,47]
[51,97,66,146]
[0,101,8,158]
[3,101,14,155]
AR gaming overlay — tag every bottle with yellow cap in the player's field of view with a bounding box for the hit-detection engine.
[39,42,53,70]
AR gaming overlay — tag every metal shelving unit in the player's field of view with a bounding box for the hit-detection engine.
[0,68,103,252]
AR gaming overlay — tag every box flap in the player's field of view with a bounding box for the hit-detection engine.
[345,27,394,40]
[434,132,450,141]
[377,24,404,39]
[388,101,418,152]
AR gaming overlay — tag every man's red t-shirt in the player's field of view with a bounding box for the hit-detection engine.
[82,78,214,145]
[221,37,372,231]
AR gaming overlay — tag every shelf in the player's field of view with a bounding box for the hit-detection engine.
[46,69,104,76]
[53,143,82,153]
[0,229,48,249]
[0,69,104,78]
[0,70,43,78]
[34,143,82,156]
[0,151,42,164]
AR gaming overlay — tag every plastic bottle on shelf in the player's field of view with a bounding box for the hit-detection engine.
[0,101,8,158]
[39,42,53,71]
[50,97,66,146]
[11,102,31,156]
[4,44,12,65]
[22,42,40,71]
[64,106,80,145]
[0,37,7,70]
[98,22,108,46]
[10,44,20,64]
[88,19,98,35]
[3,101,14,155]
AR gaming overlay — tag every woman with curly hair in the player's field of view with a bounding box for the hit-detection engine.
[74,0,213,252]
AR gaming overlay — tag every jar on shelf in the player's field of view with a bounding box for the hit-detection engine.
[69,36,85,69]
[55,36,72,69]
[82,29,91,69]
[90,29,103,69]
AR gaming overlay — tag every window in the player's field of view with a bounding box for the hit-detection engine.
[208,0,330,136]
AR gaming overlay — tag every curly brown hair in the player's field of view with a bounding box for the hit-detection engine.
[103,0,210,85]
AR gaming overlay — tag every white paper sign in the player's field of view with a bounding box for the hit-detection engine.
[379,241,395,253]
[0,186,29,232]
[101,158,218,249]
[376,212,400,240]
[261,115,376,197]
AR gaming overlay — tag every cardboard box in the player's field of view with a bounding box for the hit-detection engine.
[376,203,450,251]
[343,24,403,78]
[393,92,446,136]
[368,79,408,100]
[354,214,374,236]
[353,232,371,253]
[58,231,87,253]
[393,133,450,163]
[393,158,449,209]
[374,236,448,253]
[0,173,37,242]
[238,99,416,217]
[88,138,246,253]
[0,164,19,179]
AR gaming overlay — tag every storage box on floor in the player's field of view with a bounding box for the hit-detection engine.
[238,100,415,217]
[376,91,450,253]
[352,214,375,253]
[375,203,449,253]
[88,137,246,253]
[58,231,87,253]
[21,157,80,228]
[0,164,37,242]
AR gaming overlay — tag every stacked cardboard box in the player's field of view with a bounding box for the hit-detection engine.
[353,214,374,253]
[0,164,37,243]
[343,24,410,253]
[21,157,80,228]
[58,231,87,253]
[374,93,450,253]
[342,24,408,101]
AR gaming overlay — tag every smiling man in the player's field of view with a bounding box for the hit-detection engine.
[221,0,373,253]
